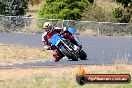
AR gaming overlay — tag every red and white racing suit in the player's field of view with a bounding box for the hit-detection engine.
[42,27,78,60]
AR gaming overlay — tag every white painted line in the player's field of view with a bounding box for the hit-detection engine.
[10,45,14,46]
[1,64,6,66]
[0,63,12,66]
[8,64,13,66]
[42,61,45,62]
[0,44,4,46]
[49,60,53,61]
[18,63,23,65]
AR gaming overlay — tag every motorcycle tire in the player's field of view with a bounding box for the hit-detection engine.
[60,46,78,61]
[79,50,87,60]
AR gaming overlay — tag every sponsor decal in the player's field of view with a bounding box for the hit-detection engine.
[76,66,131,85]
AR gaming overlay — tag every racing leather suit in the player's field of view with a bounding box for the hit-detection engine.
[42,27,78,60]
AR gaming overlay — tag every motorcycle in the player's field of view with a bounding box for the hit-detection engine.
[48,27,87,61]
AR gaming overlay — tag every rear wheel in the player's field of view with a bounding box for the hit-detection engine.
[60,46,78,61]
[79,50,87,60]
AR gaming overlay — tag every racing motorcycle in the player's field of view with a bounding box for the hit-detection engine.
[48,27,87,61]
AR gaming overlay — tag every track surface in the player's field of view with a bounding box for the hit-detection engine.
[0,32,132,68]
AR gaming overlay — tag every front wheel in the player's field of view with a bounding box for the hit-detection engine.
[59,46,78,61]
[79,50,87,60]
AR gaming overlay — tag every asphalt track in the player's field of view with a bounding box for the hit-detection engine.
[0,32,132,68]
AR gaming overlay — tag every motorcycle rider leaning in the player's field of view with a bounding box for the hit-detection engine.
[42,22,79,62]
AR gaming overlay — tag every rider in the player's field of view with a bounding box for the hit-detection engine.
[42,22,79,62]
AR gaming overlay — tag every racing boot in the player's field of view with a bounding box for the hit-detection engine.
[52,49,64,62]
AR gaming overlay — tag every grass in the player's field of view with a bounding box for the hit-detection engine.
[0,44,131,88]
[95,0,122,12]
[27,5,40,18]
[0,65,131,88]
[0,44,52,64]
[27,0,122,18]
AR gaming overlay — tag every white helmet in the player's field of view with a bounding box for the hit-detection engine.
[43,22,52,29]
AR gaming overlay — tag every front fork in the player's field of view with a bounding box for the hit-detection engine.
[73,34,82,46]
